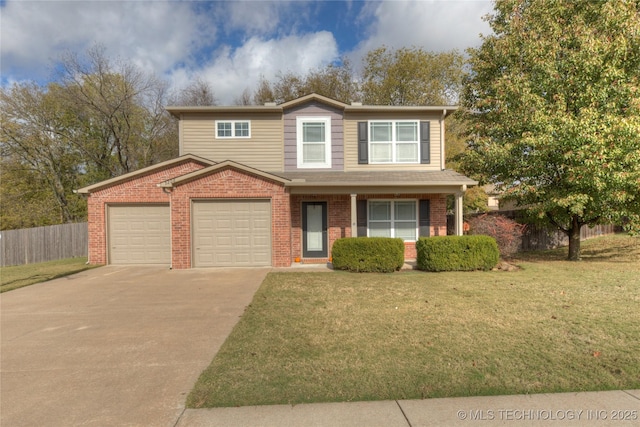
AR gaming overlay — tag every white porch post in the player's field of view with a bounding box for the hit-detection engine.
[350,194,358,237]
[454,190,464,236]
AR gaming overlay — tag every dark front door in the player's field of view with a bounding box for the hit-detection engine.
[302,201,328,258]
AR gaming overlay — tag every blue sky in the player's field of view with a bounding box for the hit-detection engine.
[1,0,493,104]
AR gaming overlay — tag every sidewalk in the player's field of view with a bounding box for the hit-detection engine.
[176,389,640,427]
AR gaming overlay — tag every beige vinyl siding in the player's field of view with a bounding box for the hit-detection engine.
[180,112,283,171]
[343,112,442,171]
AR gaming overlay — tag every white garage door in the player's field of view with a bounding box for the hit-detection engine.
[108,205,170,265]
[192,200,271,267]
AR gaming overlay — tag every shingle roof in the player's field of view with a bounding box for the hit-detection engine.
[269,170,477,187]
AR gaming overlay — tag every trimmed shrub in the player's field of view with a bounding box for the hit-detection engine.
[331,237,404,273]
[468,214,525,257]
[416,235,499,272]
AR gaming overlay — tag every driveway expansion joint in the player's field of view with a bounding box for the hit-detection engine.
[395,400,413,427]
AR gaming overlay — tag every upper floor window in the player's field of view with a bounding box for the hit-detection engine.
[216,120,251,138]
[358,120,429,165]
[297,116,331,168]
[369,120,419,163]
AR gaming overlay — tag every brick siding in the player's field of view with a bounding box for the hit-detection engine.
[290,193,447,263]
[169,168,291,268]
[87,160,447,268]
[86,160,207,265]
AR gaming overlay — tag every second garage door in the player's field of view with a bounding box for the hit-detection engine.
[192,200,272,267]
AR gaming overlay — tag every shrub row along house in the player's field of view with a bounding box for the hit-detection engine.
[77,93,477,268]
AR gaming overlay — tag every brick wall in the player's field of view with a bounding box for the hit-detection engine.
[88,159,448,268]
[290,193,447,263]
[169,168,291,268]
[86,160,206,265]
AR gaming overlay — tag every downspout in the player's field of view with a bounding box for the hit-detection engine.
[162,186,173,269]
[440,109,447,170]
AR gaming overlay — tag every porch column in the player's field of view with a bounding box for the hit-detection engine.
[350,193,357,237]
[454,191,464,236]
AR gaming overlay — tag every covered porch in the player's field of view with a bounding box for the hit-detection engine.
[278,170,476,264]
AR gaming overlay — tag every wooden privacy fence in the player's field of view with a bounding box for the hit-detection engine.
[520,223,616,251]
[447,213,617,252]
[0,222,88,267]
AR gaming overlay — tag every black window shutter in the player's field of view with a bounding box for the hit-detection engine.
[420,121,430,164]
[419,199,430,237]
[356,200,367,237]
[358,122,368,164]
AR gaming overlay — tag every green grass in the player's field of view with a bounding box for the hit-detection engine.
[188,235,640,408]
[0,257,98,293]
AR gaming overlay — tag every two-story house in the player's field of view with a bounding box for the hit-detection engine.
[78,93,477,268]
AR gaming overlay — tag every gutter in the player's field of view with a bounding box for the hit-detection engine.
[283,180,477,188]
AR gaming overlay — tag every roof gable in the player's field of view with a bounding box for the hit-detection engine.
[157,160,291,188]
[279,93,349,110]
[76,154,215,194]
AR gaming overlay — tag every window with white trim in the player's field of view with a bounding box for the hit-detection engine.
[216,120,251,138]
[297,116,331,168]
[369,120,419,163]
[368,200,418,241]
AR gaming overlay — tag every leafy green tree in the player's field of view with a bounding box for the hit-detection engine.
[0,157,68,229]
[1,83,86,226]
[361,46,464,106]
[461,0,640,260]
[0,46,179,229]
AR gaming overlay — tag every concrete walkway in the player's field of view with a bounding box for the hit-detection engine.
[176,390,640,426]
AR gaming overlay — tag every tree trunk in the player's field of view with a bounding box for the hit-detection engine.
[567,215,582,261]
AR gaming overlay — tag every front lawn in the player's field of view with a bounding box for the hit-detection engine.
[0,257,98,293]
[188,235,640,408]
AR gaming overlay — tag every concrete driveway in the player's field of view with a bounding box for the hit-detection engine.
[1,266,269,427]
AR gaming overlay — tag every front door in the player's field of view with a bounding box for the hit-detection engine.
[302,201,328,258]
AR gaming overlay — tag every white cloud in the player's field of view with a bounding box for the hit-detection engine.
[224,0,290,36]
[1,0,211,81]
[352,0,493,63]
[170,31,340,104]
[1,0,491,105]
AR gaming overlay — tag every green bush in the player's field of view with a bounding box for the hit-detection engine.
[416,235,499,272]
[331,237,405,273]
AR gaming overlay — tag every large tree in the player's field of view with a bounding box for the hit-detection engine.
[58,46,177,179]
[0,83,86,225]
[461,0,640,260]
[361,46,464,106]
[1,47,180,229]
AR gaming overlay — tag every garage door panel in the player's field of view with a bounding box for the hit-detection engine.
[235,236,250,245]
[108,205,170,265]
[192,200,271,267]
[216,236,232,247]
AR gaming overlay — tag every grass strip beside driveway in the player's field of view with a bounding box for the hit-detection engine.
[0,257,98,293]
[188,236,640,408]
